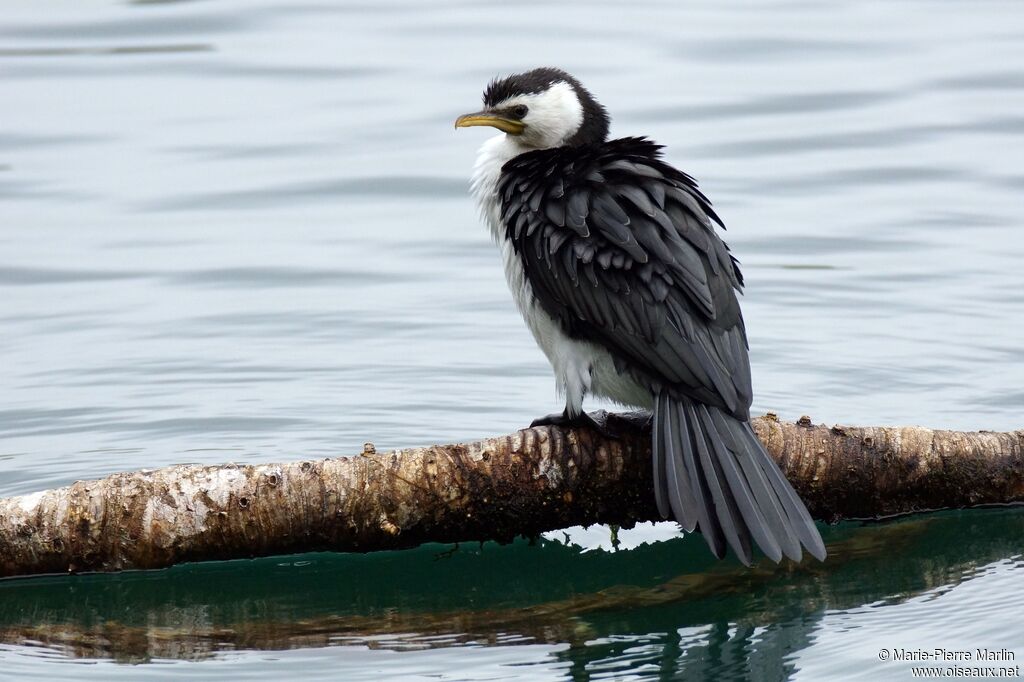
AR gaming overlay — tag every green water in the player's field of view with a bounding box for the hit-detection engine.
[1,510,1021,679]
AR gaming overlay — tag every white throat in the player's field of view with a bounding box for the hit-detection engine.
[469,134,523,242]
[467,81,587,224]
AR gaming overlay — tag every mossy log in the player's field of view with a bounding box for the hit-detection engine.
[1,413,1022,579]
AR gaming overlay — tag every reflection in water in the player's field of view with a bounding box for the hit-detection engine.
[1,509,1021,678]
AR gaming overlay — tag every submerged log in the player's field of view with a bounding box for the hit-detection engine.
[1,413,1022,579]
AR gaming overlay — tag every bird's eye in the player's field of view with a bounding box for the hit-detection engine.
[509,105,528,119]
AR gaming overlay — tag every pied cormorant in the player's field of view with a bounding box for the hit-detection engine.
[456,67,826,565]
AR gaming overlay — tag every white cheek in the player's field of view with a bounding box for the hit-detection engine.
[502,82,583,148]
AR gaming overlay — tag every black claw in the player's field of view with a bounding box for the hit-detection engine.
[530,410,573,428]
[529,409,622,439]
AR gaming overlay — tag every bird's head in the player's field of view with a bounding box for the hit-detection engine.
[455,67,609,149]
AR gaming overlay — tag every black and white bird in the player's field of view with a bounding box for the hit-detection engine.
[456,67,826,565]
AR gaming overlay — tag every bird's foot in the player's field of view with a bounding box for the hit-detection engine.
[529,409,573,429]
[530,409,621,439]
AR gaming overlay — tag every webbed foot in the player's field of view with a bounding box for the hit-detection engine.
[530,409,574,429]
[530,409,621,439]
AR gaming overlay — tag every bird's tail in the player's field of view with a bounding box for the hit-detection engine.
[652,393,827,565]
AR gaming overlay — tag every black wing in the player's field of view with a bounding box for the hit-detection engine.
[499,137,752,418]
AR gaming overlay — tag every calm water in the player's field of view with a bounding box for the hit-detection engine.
[2,0,1023,679]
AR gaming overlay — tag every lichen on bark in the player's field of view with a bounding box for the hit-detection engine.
[1,414,1022,579]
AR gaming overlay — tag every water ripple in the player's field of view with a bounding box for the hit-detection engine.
[142,176,468,211]
[0,267,148,285]
[627,90,899,123]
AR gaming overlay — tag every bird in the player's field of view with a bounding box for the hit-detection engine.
[455,67,826,565]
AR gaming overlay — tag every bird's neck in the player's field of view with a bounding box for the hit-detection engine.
[469,134,528,243]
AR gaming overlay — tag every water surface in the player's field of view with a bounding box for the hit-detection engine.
[2,0,1023,679]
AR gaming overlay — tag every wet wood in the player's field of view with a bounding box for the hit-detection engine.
[1,413,1022,579]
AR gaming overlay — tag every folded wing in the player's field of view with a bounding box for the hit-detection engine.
[499,137,752,418]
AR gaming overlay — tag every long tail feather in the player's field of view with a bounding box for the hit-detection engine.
[696,404,782,563]
[653,392,827,563]
[739,425,828,561]
[651,396,671,519]
[687,402,753,565]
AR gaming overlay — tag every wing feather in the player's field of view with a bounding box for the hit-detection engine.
[499,137,752,417]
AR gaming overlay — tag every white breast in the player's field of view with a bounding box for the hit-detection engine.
[469,135,652,413]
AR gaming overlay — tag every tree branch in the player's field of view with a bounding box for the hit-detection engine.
[2,414,1022,579]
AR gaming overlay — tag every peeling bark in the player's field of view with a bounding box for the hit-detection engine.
[1,414,1023,579]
